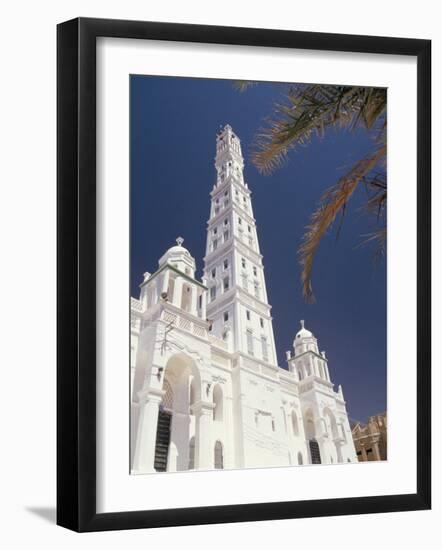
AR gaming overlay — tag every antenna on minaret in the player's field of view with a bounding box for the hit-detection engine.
[176,236,184,247]
[300,320,305,329]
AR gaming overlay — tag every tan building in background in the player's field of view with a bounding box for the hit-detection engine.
[351,412,387,462]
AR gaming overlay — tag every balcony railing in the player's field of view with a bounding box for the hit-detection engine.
[130,297,143,312]
[162,307,208,340]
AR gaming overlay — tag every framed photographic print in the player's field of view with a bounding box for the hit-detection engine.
[57,17,431,532]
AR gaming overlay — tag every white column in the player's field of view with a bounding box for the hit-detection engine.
[141,288,148,310]
[313,357,320,377]
[335,441,344,463]
[193,401,215,470]
[132,388,164,473]
[223,395,235,469]
[324,363,331,381]
[317,435,327,464]
[161,269,170,296]
[190,285,198,315]
[316,359,323,378]
[173,276,183,308]
[200,289,207,320]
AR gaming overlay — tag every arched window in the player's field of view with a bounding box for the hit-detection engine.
[291,410,299,436]
[213,384,223,421]
[214,441,224,469]
[323,408,339,439]
[297,452,303,465]
[188,437,195,470]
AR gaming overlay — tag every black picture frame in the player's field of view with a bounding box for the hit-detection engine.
[57,17,431,532]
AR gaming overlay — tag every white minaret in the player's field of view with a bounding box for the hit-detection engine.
[287,320,332,383]
[203,124,278,365]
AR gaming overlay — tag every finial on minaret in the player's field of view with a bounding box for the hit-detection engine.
[300,320,305,329]
[176,237,184,247]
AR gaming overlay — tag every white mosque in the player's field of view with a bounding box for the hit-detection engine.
[130,124,357,474]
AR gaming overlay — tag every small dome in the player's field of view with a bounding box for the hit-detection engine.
[166,236,188,254]
[293,320,314,346]
[165,244,189,256]
[158,237,194,268]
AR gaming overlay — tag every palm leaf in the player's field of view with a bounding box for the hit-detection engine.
[299,146,386,302]
[252,85,386,174]
[233,80,258,92]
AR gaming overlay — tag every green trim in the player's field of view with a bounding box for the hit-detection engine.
[290,349,326,362]
[140,262,208,290]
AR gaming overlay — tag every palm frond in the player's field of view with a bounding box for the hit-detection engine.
[252,85,386,174]
[299,145,386,302]
[357,227,387,267]
[233,80,258,92]
[361,172,387,221]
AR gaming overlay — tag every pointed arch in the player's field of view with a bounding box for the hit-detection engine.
[153,352,201,472]
[303,409,316,440]
[323,407,339,439]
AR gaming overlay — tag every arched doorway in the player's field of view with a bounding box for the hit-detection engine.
[214,440,224,469]
[304,409,322,465]
[308,439,321,464]
[154,353,201,472]
[323,407,342,463]
[153,379,174,472]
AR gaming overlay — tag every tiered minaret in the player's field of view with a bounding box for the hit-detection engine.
[287,320,332,384]
[203,125,278,365]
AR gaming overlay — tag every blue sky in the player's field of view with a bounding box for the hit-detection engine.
[130,75,386,423]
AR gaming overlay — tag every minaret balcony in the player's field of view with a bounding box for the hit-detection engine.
[160,302,210,340]
[139,301,210,341]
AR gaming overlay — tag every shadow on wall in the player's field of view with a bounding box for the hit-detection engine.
[25,506,56,524]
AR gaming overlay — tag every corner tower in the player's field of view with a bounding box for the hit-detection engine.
[203,125,278,365]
